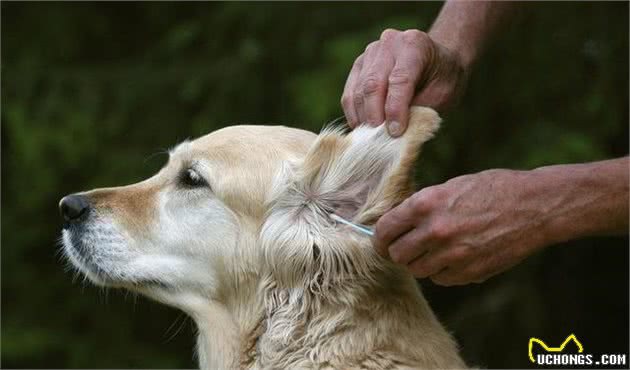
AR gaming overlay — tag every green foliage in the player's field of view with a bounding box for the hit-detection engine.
[2,2,628,368]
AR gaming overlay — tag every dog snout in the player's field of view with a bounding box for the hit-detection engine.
[59,194,90,222]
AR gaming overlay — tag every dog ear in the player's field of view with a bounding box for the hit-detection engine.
[297,106,440,225]
[261,107,440,289]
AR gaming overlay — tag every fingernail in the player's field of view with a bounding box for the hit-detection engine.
[387,121,403,137]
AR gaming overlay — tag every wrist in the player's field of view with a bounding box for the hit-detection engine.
[522,167,580,246]
[427,30,476,73]
[528,159,629,244]
[427,1,517,73]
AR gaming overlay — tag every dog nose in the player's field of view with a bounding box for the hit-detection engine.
[59,194,90,222]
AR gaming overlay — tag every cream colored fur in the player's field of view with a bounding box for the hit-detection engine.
[60,107,466,369]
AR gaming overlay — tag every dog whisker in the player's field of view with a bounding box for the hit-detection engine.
[143,148,170,165]
[163,312,189,343]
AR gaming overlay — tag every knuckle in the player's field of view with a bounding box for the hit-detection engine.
[353,92,364,107]
[353,54,365,68]
[402,29,427,46]
[340,94,353,108]
[361,75,385,96]
[444,174,467,185]
[420,186,446,206]
[384,101,402,120]
[411,261,432,278]
[448,246,472,263]
[427,219,451,241]
[365,41,379,53]
[380,28,399,41]
[388,246,405,264]
[374,218,390,241]
[423,185,442,199]
[388,69,413,86]
[409,191,430,215]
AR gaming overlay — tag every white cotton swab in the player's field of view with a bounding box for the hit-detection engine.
[329,213,375,237]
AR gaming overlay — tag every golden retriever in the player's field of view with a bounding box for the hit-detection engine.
[59,107,466,369]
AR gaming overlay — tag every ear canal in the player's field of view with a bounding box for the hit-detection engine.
[298,106,441,225]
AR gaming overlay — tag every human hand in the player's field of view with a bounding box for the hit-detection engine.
[340,29,469,137]
[374,169,555,286]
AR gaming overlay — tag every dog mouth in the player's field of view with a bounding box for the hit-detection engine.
[62,225,112,284]
[61,224,172,290]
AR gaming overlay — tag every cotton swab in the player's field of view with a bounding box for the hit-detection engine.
[329,213,374,237]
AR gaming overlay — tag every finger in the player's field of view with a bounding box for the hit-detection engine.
[430,252,495,286]
[384,30,428,137]
[357,31,397,126]
[408,245,468,279]
[407,249,446,279]
[353,41,381,125]
[429,267,469,287]
[341,54,364,128]
[373,196,418,255]
[386,224,433,265]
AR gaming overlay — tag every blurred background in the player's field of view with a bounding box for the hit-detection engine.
[2,2,628,368]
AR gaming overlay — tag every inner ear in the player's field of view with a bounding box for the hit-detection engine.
[297,106,441,224]
[326,156,391,220]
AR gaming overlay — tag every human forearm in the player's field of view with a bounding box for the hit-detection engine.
[429,1,516,69]
[531,157,629,244]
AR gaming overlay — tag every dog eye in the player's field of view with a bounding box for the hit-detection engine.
[180,168,208,188]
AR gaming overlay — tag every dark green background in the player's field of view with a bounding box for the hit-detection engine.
[2,2,628,368]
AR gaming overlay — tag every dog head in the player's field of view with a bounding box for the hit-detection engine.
[59,107,440,311]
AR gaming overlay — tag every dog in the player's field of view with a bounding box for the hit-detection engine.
[59,106,466,369]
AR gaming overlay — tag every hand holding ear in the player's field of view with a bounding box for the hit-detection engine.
[373,169,555,286]
[340,29,469,137]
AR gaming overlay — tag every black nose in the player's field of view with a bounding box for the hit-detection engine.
[59,194,90,222]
